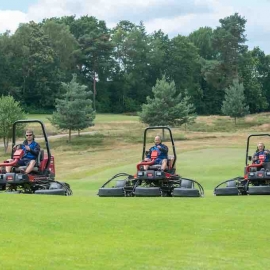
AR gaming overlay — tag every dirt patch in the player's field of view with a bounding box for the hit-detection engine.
[258,123,270,131]
[245,116,255,122]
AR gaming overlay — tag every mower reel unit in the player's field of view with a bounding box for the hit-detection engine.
[98,126,204,197]
[0,120,72,196]
[214,133,270,196]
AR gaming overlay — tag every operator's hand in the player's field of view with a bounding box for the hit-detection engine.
[25,145,30,151]
[157,145,161,149]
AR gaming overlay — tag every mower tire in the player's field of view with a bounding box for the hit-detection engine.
[248,186,270,195]
[134,187,161,197]
[35,189,67,195]
[172,188,200,197]
[214,187,239,196]
[98,187,125,197]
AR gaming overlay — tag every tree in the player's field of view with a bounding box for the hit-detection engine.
[166,35,202,111]
[239,49,268,113]
[212,13,247,87]
[70,16,114,111]
[188,27,216,60]
[49,74,95,141]
[41,20,79,73]
[0,32,17,97]
[110,20,151,113]
[138,76,196,127]
[0,96,26,152]
[199,13,248,114]
[221,79,249,124]
[12,21,62,111]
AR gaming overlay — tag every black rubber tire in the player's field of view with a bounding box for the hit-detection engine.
[35,189,67,195]
[248,186,270,195]
[214,187,239,196]
[115,180,127,187]
[134,187,161,197]
[172,188,200,197]
[226,180,237,187]
[98,187,125,197]
[49,182,63,189]
[181,179,193,188]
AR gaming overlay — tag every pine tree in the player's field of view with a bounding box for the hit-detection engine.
[138,76,196,127]
[50,74,95,141]
[221,79,249,124]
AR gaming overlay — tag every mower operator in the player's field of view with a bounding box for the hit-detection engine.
[143,135,168,171]
[252,142,270,165]
[6,129,40,174]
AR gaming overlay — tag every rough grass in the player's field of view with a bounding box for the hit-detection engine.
[0,113,270,269]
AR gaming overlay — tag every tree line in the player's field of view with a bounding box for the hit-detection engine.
[0,13,269,115]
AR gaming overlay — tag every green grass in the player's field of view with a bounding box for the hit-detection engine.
[1,194,270,270]
[94,113,139,123]
[1,146,268,270]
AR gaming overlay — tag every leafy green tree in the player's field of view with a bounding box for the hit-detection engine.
[41,20,79,73]
[0,32,17,97]
[166,35,202,111]
[70,16,114,111]
[138,76,196,126]
[49,74,95,141]
[0,96,26,152]
[188,27,216,60]
[221,79,249,124]
[239,49,268,112]
[146,30,171,89]
[12,21,62,111]
[110,21,151,113]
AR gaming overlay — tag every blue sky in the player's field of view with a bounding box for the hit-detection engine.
[0,0,270,54]
[0,0,37,12]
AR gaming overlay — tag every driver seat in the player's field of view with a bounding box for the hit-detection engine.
[17,149,44,173]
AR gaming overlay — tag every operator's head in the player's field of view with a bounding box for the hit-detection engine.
[257,142,265,151]
[154,135,162,145]
[25,129,34,140]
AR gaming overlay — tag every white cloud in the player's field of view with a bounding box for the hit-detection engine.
[0,10,27,33]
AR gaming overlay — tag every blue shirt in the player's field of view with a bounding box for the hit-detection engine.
[21,140,40,160]
[253,150,270,164]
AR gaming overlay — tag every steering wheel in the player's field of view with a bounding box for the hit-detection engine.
[13,144,24,150]
[12,144,26,156]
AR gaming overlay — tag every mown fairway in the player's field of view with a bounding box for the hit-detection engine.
[0,114,270,269]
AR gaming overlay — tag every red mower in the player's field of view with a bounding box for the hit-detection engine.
[0,120,72,196]
[98,126,204,197]
[214,133,270,196]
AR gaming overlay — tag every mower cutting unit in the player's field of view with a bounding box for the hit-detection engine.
[214,133,270,196]
[0,120,72,196]
[98,126,204,197]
